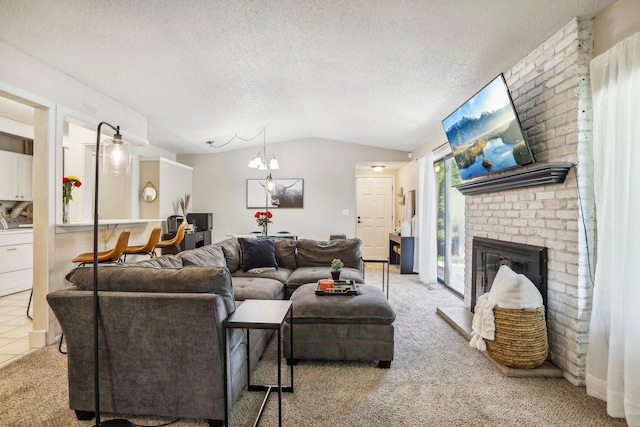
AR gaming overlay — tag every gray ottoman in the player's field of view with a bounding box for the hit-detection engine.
[284,283,395,368]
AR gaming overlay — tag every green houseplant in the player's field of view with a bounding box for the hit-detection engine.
[331,258,344,280]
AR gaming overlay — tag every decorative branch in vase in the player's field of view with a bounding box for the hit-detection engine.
[179,193,190,218]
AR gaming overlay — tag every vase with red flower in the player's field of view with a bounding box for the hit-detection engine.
[254,211,273,236]
[62,175,82,224]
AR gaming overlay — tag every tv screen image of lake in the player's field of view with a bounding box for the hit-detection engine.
[460,134,518,180]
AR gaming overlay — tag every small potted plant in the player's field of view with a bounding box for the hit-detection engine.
[331,258,344,280]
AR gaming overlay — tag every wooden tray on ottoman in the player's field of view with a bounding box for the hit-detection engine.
[315,279,357,296]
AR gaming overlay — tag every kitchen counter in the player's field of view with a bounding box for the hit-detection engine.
[56,218,163,233]
[0,228,33,235]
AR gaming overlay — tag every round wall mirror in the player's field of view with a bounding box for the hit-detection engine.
[141,181,157,202]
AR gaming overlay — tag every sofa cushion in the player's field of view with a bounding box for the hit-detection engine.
[288,283,395,325]
[286,266,364,286]
[232,267,293,284]
[232,276,285,301]
[125,255,183,268]
[177,244,226,267]
[219,238,242,272]
[295,238,362,269]
[239,238,278,272]
[66,265,235,315]
[272,238,297,270]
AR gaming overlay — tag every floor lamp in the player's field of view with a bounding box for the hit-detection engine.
[265,173,275,236]
[92,122,131,427]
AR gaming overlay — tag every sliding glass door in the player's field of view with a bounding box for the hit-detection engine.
[436,156,465,297]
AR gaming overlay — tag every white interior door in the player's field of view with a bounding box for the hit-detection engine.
[356,176,393,257]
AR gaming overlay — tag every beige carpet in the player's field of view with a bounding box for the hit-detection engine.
[0,266,626,426]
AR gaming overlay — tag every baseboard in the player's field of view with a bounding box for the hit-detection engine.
[28,329,47,348]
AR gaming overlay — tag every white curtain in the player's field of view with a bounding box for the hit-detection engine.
[586,32,640,426]
[415,153,437,283]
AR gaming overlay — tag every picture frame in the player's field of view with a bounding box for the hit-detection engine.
[246,178,304,209]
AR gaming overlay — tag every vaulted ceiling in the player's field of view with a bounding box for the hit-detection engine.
[0,0,614,154]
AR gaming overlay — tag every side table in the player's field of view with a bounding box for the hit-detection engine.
[362,256,390,299]
[223,300,293,427]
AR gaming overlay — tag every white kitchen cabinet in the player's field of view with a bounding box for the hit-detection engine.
[18,154,33,200]
[0,230,33,297]
[0,150,19,200]
[0,150,33,201]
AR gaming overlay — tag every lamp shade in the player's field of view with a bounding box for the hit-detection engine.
[102,134,131,176]
[248,152,264,169]
[268,156,280,170]
[266,174,276,193]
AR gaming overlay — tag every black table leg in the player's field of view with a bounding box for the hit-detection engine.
[223,329,228,427]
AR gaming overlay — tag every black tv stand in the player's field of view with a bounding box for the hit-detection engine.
[388,233,416,274]
[162,230,211,254]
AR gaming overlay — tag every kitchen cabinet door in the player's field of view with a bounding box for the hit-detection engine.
[18,154,33,201]
[0,150,33,201]
[0,150,19,200]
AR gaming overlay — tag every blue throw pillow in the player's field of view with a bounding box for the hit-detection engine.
[239,237,278,272]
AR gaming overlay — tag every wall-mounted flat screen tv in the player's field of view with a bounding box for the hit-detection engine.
[442,74,534,180]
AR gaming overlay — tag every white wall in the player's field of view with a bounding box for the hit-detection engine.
[396,161,417,227]
[593,0,640,57]
[0,40,165,347]
[179,138,409,242]
[140,157,194,222]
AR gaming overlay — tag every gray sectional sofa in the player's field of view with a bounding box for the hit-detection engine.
[47,236,364,426]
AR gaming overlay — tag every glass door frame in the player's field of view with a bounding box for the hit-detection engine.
[435,155,464,299]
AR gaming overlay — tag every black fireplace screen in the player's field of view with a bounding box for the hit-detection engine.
[471,237,547,311]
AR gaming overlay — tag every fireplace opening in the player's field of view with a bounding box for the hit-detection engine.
[471,237,547,312]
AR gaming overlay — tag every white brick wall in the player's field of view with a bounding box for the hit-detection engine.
[463,18,595,385]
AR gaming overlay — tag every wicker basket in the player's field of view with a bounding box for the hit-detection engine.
[485,305,548,369]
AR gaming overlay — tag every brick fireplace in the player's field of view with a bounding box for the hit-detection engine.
[458,18,595,385]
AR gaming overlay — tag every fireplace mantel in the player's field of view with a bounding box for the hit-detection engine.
[455,163,573,196]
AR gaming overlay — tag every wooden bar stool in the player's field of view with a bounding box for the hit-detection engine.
[121,227,162,261]
[154,222,186,255]
[392,244,401,265]
[71,229,131,266]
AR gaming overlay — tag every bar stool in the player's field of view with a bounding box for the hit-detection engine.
[121,227,162,261]
[154,222,186,255]
[71,229,131,266]
[392,244,401,265]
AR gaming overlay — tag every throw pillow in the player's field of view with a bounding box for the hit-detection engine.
[239,237,278,272]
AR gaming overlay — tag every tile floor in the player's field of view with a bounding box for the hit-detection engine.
[0,290,36,369]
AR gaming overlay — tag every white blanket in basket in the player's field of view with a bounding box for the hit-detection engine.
[469,265,543,351]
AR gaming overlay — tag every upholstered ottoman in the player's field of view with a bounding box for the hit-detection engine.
[284,283,395,368]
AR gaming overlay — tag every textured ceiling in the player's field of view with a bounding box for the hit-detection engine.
[0,0,614,154]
